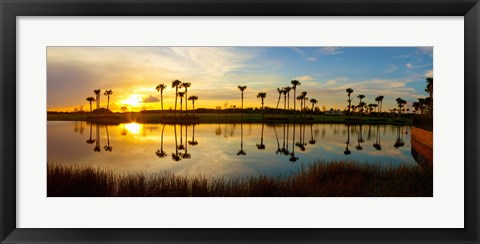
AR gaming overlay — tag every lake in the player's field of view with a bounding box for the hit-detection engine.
[47,121,418,178]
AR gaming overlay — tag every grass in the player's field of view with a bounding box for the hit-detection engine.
[48,161,432,197]
[47,112,412,126]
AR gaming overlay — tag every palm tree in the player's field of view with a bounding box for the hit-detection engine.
[310,98,318,115]
[86,97,95,112]
[284,86,292,116]
[291,80,301,113]
[188,95,198,117]
[418,98,426,114]
[300,91,307,117]
[344,124,351,155]
[182,125,191,159]
[155,84,167,117]
[282,88,288,118]
[396,97,407,114]
[182,82,191,115]
[178,92,185,116]
[357,94,365,114]
[368,103,375,114]
[373,125,382,150]
[425,77,433,113]
[375,95,384,112]
[94,124,101,152]
[296,95,303,117]
[346,88,353,115]
[188,124,198,146]
[171,80,182,116]
[238,85,247,119]
[412,101,420,114]
[103,90,113,110]
[94,89,101,109]
[257,92,267,119]
[275,87,283,116]
[289,123,299,162]
[172,124,181,161]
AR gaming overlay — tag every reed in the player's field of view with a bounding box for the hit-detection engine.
[47,162,432,197]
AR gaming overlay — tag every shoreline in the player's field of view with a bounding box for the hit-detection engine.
[47,112,413,126]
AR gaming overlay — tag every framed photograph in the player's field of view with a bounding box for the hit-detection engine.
[1,0,478,243]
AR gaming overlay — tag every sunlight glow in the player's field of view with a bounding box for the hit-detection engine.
[121,95,142,107]
[124,123,142,135]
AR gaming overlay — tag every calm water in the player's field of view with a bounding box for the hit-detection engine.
[47,121,418,177]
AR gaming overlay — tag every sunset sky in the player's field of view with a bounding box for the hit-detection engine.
[47,46,433,112]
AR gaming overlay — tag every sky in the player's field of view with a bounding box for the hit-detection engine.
[47,46,433,112]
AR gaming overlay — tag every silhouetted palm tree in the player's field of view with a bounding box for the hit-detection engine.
[188,95,198,117]
[86,97,95,112]
[355,125,364,151]
[357,94,365,114]
[310,98,318,116]
[284,86,292,116]
[256,123,266,150]
[155,124,167,158]
[182,82,191,115]
[396,97,407,114]
[178,92,185,116]
[257,92,266,119]
[282,88,288,118]
[237,123,246,156]
[291,80,301,114]
[346,88,353,115]
[178,124,185,150]
[104,90,113,110]
[425,77,433,113]
[94,89,101,109]
[375,95,384,113]
[238,85,247,119]
[104,125,112,151]
[155,84,167,117]
[412,101,420,114]
[394,126,405,148]
[275,87,283,117]
[172,80,182,117]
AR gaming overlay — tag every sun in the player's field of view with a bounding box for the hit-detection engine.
[121,95,142,107]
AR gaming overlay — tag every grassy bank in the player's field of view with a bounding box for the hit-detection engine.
[48,162,432,197]
[47,112,412,126]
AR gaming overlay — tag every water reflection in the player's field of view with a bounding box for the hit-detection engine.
[48,121,420,178]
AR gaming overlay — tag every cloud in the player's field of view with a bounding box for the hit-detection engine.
[294,75,315,81]
[306,57,317,62]
[424,70,433,77]
[317,47,344,55]
[405,63,413,69]
[384,63,399,73]
[417,47,433,56]
[142,95,160,103]
[406,62,431,69]
[325,80,337,85]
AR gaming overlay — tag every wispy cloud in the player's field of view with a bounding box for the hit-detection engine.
[294,75,315,81]
[384,63,399,73]
[317,47,344,55]
[406,63,431,69]
[424,70,433,77]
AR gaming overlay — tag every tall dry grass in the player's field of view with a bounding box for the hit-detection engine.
[47,162,432,197]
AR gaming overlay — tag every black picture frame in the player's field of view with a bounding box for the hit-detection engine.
[1,0,478,243]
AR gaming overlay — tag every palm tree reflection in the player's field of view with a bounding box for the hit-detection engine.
[344,124,351,155]
[86,123,95,144]
[355,125,364,151]
[273,124,282,154]
[155,124,167,158]
[309,124,316,145]
[182,125,191,159]
[289,123,299,162]
[172,124,182,161]
[256,123,266,150]
[94,124,101,152]
[394,126,405,148]
[188,124,198,146]
[237,123,246,156]
[373,125,382,150]
[103,125,112,152]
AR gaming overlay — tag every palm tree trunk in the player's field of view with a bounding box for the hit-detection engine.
[161,91,164,117]
[107,96,110,109]
[174,87,178,117]
[241,92,244,119]
[192,101,195,117]
[275,93,281,117]
[89,102,92,112]
[185,88,188,116]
